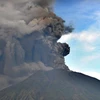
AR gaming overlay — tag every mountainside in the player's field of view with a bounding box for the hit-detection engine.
[0,69,100,100]
[0,1,100,100]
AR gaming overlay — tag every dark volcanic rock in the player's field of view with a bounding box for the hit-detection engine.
[0,69,100,100]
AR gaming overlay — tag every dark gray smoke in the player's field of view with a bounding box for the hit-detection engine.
[0,0,71,91]
[0,0,55,90]
[34,0,54,8]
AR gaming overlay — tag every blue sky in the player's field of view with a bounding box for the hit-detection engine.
[54,0,100,80]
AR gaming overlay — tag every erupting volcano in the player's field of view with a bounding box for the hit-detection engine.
[0,0,100,100]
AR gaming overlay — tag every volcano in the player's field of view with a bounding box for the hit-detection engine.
[0,69,100,100]
[0,1,100,100]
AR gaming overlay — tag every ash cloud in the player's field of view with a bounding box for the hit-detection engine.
[0,0,55,35]
[0,0,71,90]
[0,0,55,90]
[10,62,53,78]
[0,62,53,90]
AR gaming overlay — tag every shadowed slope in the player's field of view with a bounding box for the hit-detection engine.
[0,69,100,100]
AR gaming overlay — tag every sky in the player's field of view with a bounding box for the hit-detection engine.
[54,0,100,80]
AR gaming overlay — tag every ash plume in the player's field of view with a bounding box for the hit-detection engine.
[0,0,72,91]
[0,0,55,35]
[33,0,54,8]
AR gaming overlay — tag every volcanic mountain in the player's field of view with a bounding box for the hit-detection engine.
[0,1,100,100]
[0,15,100,100]
[0,69,100,100]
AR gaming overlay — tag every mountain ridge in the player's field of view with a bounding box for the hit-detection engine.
[0,69,100,100]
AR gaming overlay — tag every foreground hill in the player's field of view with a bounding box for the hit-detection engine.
[0,69,100,100]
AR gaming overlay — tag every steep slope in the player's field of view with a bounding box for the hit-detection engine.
[0,69,100,100]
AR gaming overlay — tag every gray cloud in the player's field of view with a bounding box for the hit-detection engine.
[0,62,53,90]
[0,0,55,36]
[0,75,12,90]
[0,0,56,90]
[9,62,53,77]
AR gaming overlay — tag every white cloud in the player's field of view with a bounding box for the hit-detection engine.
[59,10,100,47]
[79,32,100,43]
[81,54,100,64]
[59,31,100,43]
[83,71,100,80]
[58,34,77,43]
[60,10,100,80]
[58,31,100,53]
[83,44,95,52]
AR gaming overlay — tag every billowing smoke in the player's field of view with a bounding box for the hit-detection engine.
[0,0,55,35]
[0,0,71,91]
[0,62,53,90]
[0,0,56,90]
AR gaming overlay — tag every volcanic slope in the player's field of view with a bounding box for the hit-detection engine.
[0,69,100,100]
